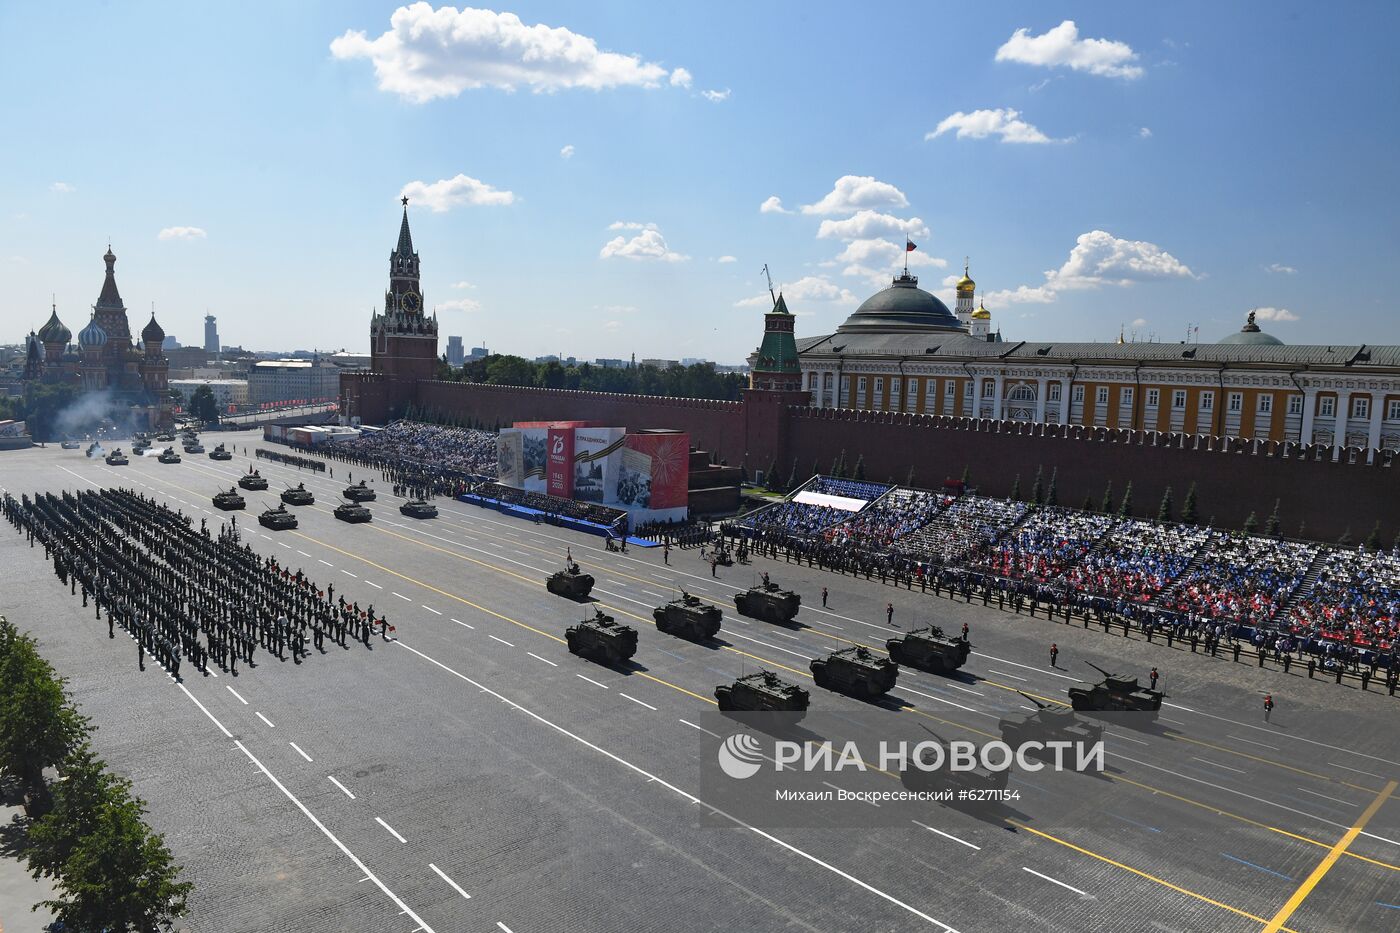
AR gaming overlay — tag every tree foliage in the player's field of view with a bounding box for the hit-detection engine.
[434,356,748,401]
[187,384,221,425]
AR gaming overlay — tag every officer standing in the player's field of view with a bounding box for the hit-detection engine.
[1263,693,1274,722]
[1149,667,1159,691]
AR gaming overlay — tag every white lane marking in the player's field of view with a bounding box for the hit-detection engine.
[421,606,442,615]
[260,534,272,541]
[341,570,357,578]
[973,651,1081,682]
[278,542,291,549]
[892,684,981,715]
[987,669,1027,682]
[393,640,961,932]
[1191,757,1246,775]
[296,549,311,557]
[619,693,658,711]
[452,619,475,630]
[235,741,434,929]
[1331,762,1384,778]
[527,652,558,667]
[1022,866,1091,898]
[1163,703,1196,712]
[366,581,382,589]
[178,683,232,738]
[318,559,333,567]
[429,863,471,900]
[226,685,248,705]
[328,776,356,799]
[289,742,313,763]
[394,592,412,601]
[1295,787,1358,807]
[577,673,609,690]
[641,590,667,599]
[680,718,721,738]
[488,634,515,647]
[255,711,276,728]
[946,684,984,697]
[375,817,407,844]
[1159,716,1187,725]
[1227,734,1279,751]
[1105,732,1149,747]
[913,821,981,850]
[497,924,515,933]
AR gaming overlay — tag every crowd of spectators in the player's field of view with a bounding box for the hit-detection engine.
[1159,535,1317,628]
[822,489,951,551]
[892,496,1028,566]
[1053,521,1213,604]
[965,507,1117,584]
[1287,548,1400,650]
[328,421,499,479]
[470,482,627,529]
[730,477,893,537]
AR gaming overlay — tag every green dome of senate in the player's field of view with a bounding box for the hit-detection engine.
[837,273,963,334]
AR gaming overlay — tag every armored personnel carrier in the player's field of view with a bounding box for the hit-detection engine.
[546,564,595,599]
[238,470,268,490]
[281,483,315,506]
[999,693,1104,756]
[212,487,246,511]
[399,499,438,519]
[157,447,182,464]
[714,671,810,722]
[653,591,722,641]
[885,625,971,674]
[810,646,899,700]
[342,480,376,502]
[259,504,299,530]
[733,581,801,623]
[104,449,129,466]
[1067,663,1165,720]
[565,609,637,665]
[209,444,232,461]
[334,502,372,523]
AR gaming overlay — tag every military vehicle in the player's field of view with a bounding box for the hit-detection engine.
[810,646,899,700]
[901,727,1010,795]
[60,439,80,450]
[714,671,810,722]
[104,449,129,466]
[399,499,438,519]
[209,444,232,461]
[885,625,971,674]
[546,563,595,599]
[157,447,182,463]
[565,609,637,665]
[156,432,176,443]
[733,581,801,623]
[1067,663,1165,720]
[653,591,722,641]
[281,483,315,506]
[212,487,246,511]
[132,438,152,454]
[343,480,377,502]
[238,470,269,490]
[85,441,101,457]
[259,503,299,530]
[183,441,205,454]
[333,502,372,523]
[999,693,1105,760]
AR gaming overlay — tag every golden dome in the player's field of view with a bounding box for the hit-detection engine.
[971,301,991,320]
[956,259,975,292]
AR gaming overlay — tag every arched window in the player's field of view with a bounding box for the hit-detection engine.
[1008,383,1037,402]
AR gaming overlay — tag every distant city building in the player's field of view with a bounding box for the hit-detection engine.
[534,354,578,366]
[169,378,248,410]
[204,314,219,354]
[162,335,180,350]
[641,358,680,369]
[680,357,709,367]
[326,350,371,370]
[468,346,488,361]
[595,358,627,368]
[446,335,464,366]
[248,359,340,405]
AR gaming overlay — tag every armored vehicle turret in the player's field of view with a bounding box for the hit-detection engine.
[334,502,372,523]
[281,483,315,506]
[259,503,299,530]
[85,441,100,457]
[209,444,232,461]
[1067,663,1164,720]
[212,488,246,511]
[343,480,376,502]
[810,646,899,700]
[157,447,181,463]
[132,438,152,454]
[565,609,637,665]
[653,591,722,641]
[238,470,268,490]
[104,449,129,465]
[546,562,595,599]
[886,625,971,674]
[733,581,801,623]
[714,671,810,722]
[399,499,438,519]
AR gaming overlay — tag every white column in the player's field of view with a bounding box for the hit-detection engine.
[1299,388,1317,445]
[992,373,1004,421]
[1035,378,1048,422]
[1332,390,1351,460]
[1367,392,1384,461]
[1059,378,1072,424]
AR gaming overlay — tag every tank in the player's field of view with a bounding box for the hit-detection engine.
[1067,663,1165,719]
[104,449,129,465]
[900,732,1010,795]
[281,483,315,506]
[546,565,595,599]
[209,444,232,461]
[183,442,205,454]
[60,439,80,450]
[653,591,722,641]
[157,447,182,463]
[810,646,899,700]
[343,480,376,502]
[212,488,246,511]
[733,581,801,623]
[334,502,372,523]
[886,625,971,674]
[132,438,151,454]
[565,609,637,665]
[714,671,810,722]
[238,470,268,490]
[156,432,175,442]
[999,693,1105,757]
[399,499,438,519]
[259,504,299,530]
[85,441,100,457]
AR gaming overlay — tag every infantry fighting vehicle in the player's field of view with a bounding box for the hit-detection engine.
[399,499,438,519]
[885,625,971,674]
[565,609,637,665]
[714,671,810,722]
[259,504,299,530]
[546,564,595,599]
[60,439,80,449]
[239,470,269,490]
[999,693,1105,761]
[209,444,232,461]
[1067,663,1165,720]
[653,591,722,641]
[343,480,377,502]
[157,447,182,463]
[281,483,315,506]
[733,581,801,623]
[810,646,899,700]
[212,487,246,511]
[334,502,372,523]
[104,449,129,466]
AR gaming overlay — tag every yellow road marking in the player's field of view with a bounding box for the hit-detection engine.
[1261,779,1397,932]
[1167,733,1378,794]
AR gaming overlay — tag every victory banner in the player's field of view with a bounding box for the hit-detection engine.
[546,426,574,498]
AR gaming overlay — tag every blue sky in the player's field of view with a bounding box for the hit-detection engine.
[3,2,1397,362]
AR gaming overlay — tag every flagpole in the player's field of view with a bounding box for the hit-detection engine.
[904,236,909,276]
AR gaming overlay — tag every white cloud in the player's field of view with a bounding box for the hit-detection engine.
[735,274,856,308]
[330,4,679,101]
[603,319,622,331]
[1267,263,1297,275]
[50,182,75,194]
[599,304,638,314]
[438,297,481,312]
[559,144,575,159]
[157,226,207,240]
[984,284,1056,304]
[450,280,476,289]
[1252,307,1299,322]
[716,255,737,263]
[1139,126,1152,138]
[928,108,1060,144]
[608,220,656,231]
[817,210,928,240]
[599,225,688,262]
[801,175,909,215]
[759,195,790,214]
[834,238,945,286]
[996,20,1143,79]
[701,88,730,102]
[400,173,515,211]
[669,67,692,89]
[1132,317,1148,328]
[987,230,1193,304]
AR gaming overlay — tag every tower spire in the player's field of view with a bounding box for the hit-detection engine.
[396,196,414,258]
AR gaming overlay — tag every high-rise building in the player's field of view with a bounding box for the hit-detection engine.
[446,335,464,366]
[204,314,219,354]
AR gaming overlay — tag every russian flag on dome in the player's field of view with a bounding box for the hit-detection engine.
[906,238,917,252]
